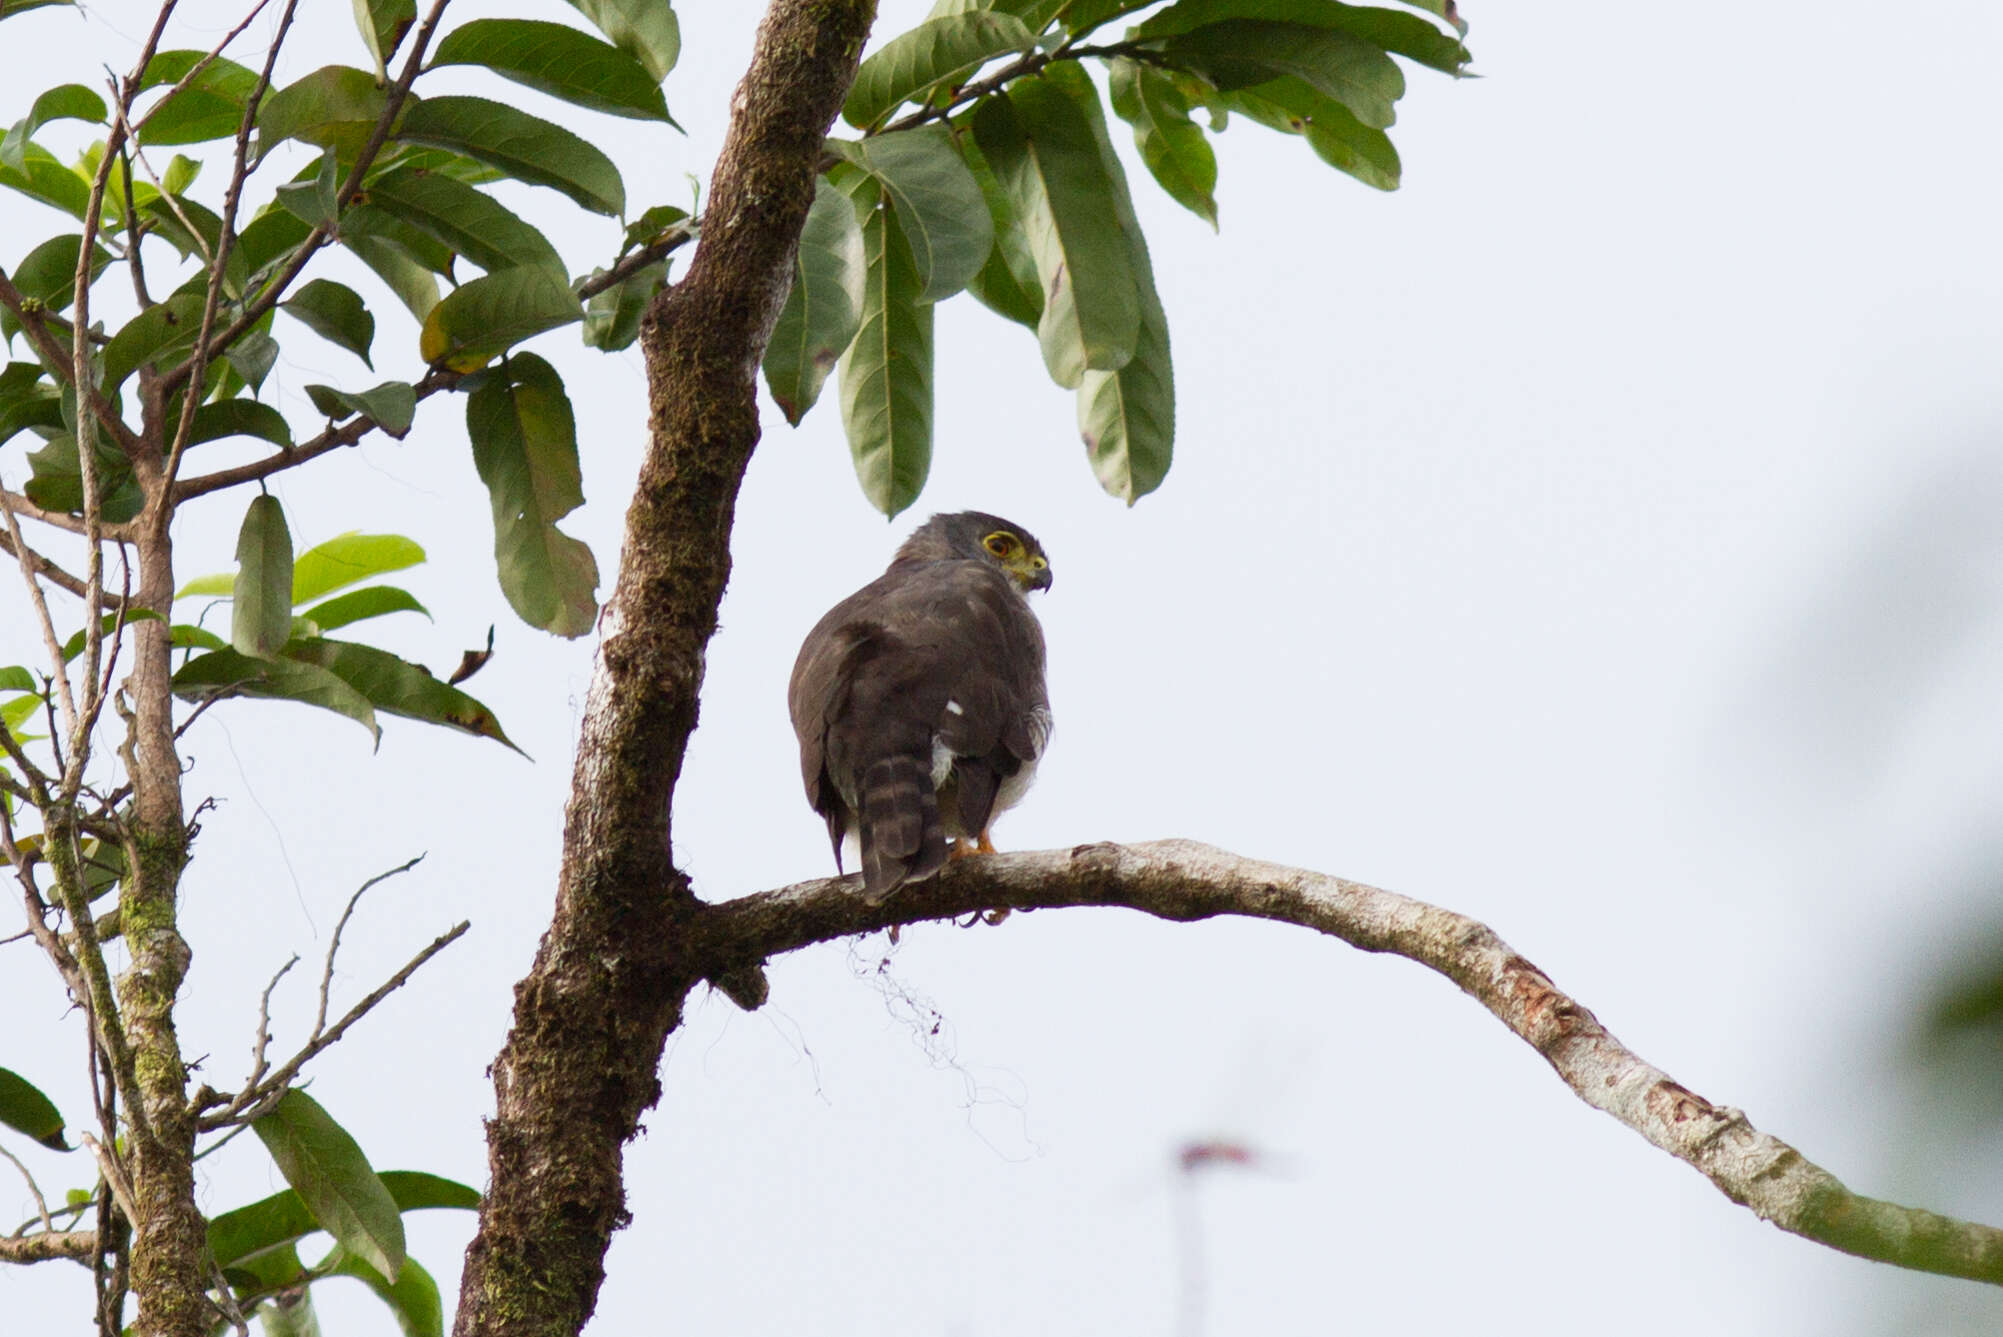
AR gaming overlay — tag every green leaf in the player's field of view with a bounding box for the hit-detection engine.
[1057,0,1154,31]
[622,202,690,254]
[1394,0,1465,35]
[255,65,390,161]
[188,398,293,451]
[4,233,108,314]
[465,353,599,637]
[1052,61,1174,502]
[219,1241,306,1301]
[1,84,106,174]
[0,1066,66,1150]
[1109,58,1217,227]
[239,209,314,281]
[1220,74,1399,189]
[843,12,1035,130]
[1136,0,1469,72]
[398,96,624,216]
[357,165,562,275]
[972,77,1141,387]
[830,127,991,303]
[353,0,417,79]
[580,260,663,353]
[563,0,679,82]
[303,381,416,438]
[23,435,144,523]
[210,1171,479,1271]
[100,292,206,393]
[162,153,200,194]
[838,199,933,517]
[136,52,259,146]
[2,690,43,741]
[57,608,163,662]
[275,146,341,228]
[1161,20,1403,128]
[341,229,442,320]
[939,129,1036,334]
[0,362,63,446]
[255,1291,323,1337]
[0,0,76,18]
[282,637,518,748]
[251,1087,404,1283]
[283,279,376,368]
[419,267,581,371]
[326,1249,443,1337]
[763,176,865,425]
[0,666,33,693]
[430,19,671,122]
[231,494,294,658]
[292,532,425,604]
[170,624,227,652]
[225,323,279,393]
[301,585,429,632]
[0,140,90,218]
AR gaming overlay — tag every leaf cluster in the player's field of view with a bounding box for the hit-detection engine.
[761,0,1471,513]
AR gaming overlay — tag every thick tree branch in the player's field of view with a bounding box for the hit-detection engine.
[0,1230,98,1264]
[694,839,2003,1288]
[454,4,878,1335]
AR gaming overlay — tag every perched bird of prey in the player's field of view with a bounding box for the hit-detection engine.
[789,511,1053,903]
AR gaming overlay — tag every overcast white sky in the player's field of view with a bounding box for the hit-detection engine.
[7,1,2003,1333]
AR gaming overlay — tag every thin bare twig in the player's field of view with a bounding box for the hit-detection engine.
[0,1144,54,1235]
[127,0,275,140]
[316,854,423,1035]
[247,955,299,1092]
[0,485,81,740]
[158,0,302,490]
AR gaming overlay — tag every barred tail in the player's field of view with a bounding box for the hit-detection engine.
[858,750,946,904]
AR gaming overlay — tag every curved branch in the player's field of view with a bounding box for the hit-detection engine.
[698,839,2003,1289]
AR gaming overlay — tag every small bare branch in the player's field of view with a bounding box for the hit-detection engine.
[317,854,424,1035]
[0,486,81,740]
[575,223,698,300]
[173,368,462,501]
[0,527,122,609]
[0,1143,54,1235]
[77,1134,137,1229]
[248,955,299,1092]
[702,840,2003,1289]
[200,918,468,1131]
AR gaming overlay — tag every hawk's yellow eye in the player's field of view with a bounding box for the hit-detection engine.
[983,532,1014,557]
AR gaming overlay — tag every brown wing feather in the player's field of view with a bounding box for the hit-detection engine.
[788,557,1048,900]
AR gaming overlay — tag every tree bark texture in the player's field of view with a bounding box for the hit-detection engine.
[693,839,2003,1288]
[453,5,878,1335]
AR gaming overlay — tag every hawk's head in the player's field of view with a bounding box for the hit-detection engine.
[897,510,1053,593]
